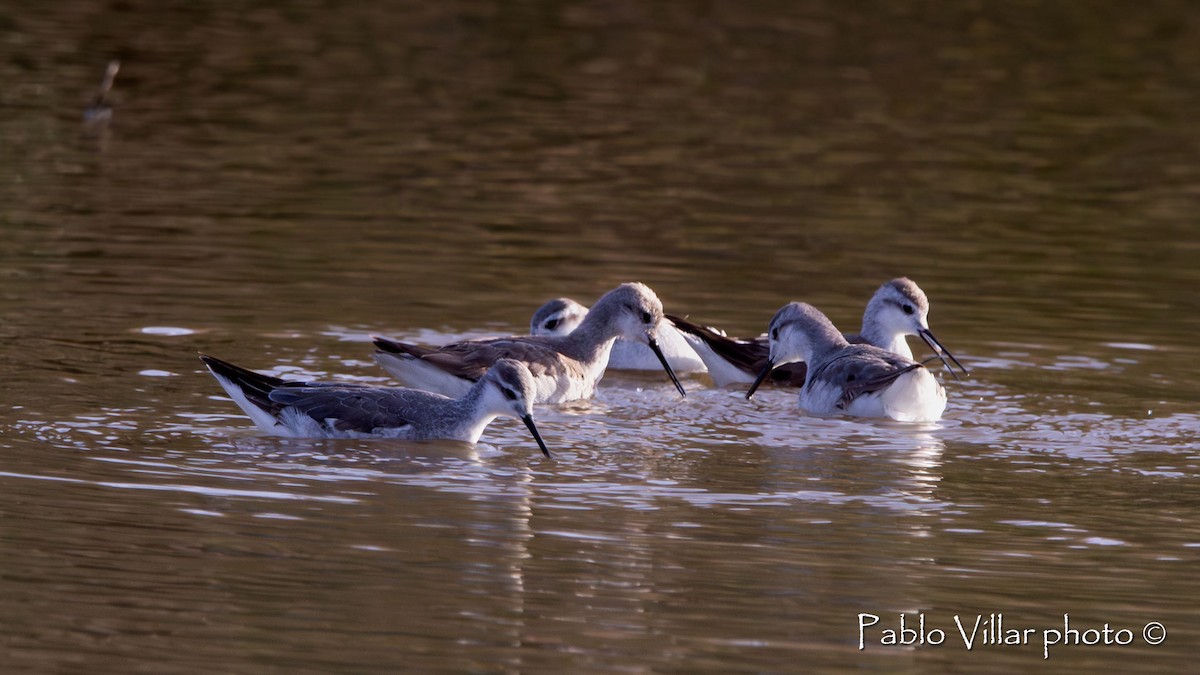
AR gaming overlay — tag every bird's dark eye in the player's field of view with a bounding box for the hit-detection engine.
[641,311,652,324]
[503,388,518,401]
[545,318,560,331]
[771,327,779,340]
[902,304,914,315]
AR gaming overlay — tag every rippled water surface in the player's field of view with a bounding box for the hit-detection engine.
[3,1,1199,671]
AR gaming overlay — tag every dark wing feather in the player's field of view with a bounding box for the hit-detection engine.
[373,335,574,382]
[373,336,485,381]
[268,386,442,433]
[372,337,439,359]
[201,354,302,414]
[807,345,923,409]
[666,314,768,371]
[455,337,577,380]
[203,354,436,434]
[667,315,807,387]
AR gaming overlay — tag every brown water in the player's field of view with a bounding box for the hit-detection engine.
[2,1,1198,671]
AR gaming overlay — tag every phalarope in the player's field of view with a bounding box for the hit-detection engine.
[668,277,966,387]
[373,282,687,403]
[530,297,707,373]
[745,303,947,422]
[83,60,120,124]
[201,355,551,456]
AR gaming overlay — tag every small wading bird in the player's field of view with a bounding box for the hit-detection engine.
[668,277,966,387]
[83,60,120,124]
[373,282,687,404]
[745,302,949,423]
[200,355,551,456]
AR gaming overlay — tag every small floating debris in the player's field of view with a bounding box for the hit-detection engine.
[139,326,196,336]
[254,512,303,521]
[181,509,225,518]
[1104,342,1157,351]
[1083,537,1126,547]
[1048,355,1109,370]
[139,369,176,377]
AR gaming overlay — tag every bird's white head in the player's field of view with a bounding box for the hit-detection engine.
[482,359,550,457]
[529,297,589,336]
[865,277,932,343]
[590,282,685,397]
[767,301,845,367]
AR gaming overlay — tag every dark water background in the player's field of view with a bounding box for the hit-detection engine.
[2,1,1198,671]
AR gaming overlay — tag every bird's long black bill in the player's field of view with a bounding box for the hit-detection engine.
[522,415,551,458]
[746,360,774,400]
[648,338,687,397]
[919,329,968,380]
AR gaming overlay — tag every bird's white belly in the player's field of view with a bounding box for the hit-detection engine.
[800,369,946,422]
[533,370,594,404]
[608,326,706,373]
[531,346,612,404]
[875,368,946,422]
[374,353,473,398]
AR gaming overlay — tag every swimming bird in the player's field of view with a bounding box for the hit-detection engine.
[667,277,966,387]
[83,60,120,124]
[200,355,551,456]
[745,303,947,422]
[530,297,707,373]
[373,282,687,403]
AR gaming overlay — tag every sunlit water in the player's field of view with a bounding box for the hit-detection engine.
[3,1,1199,671]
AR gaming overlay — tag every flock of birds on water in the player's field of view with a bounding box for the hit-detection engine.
[84,64,968,457]
[201,278,969,458]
